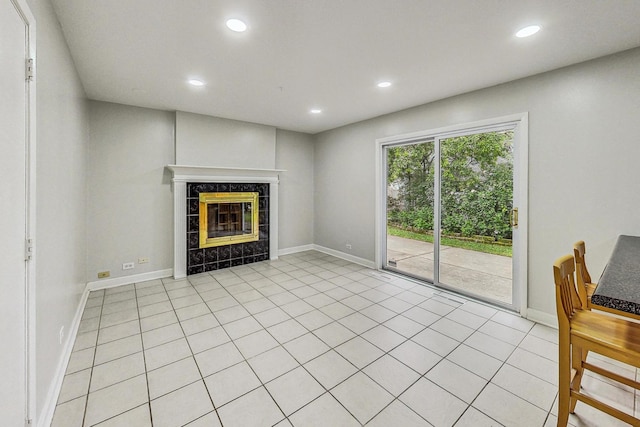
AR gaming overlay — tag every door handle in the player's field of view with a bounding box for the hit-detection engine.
[510,208,519,228]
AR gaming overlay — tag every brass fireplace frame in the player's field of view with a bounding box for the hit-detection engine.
[199,192,259,248]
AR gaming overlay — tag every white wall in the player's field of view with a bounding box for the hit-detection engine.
[276,129,315,250]
[87,101,175,281]
[314,47,640,318]
[176,111,276,169]
[26,0,89,420]
[87,105,315,277]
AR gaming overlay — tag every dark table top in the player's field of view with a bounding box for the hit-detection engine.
[591,235,640,316]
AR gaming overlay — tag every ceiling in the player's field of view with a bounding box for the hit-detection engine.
[51,0,640,134]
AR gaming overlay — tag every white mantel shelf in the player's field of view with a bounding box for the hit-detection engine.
[167,165,282,279]
[167,165,285,182]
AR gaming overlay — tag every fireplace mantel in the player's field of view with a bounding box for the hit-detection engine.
[167,165,284,278]
[167,165,285,182]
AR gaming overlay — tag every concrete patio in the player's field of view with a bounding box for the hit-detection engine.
[387,235,512,304]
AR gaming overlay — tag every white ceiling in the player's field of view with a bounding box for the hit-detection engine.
[51,0,640,134]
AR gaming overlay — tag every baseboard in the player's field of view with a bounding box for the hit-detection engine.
[38,287,91,427]
[87,268,173,291]
[312,245,376,269]
[525,308,558,329]
[39,268,173,426]
[278,244,315,256]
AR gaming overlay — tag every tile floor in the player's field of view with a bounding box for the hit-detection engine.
[51,251,639,427]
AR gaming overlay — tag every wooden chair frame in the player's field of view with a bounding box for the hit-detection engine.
[554,254,640,426]
[573,241,597,309]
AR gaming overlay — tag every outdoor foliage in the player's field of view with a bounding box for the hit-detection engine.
[387,131,513,240]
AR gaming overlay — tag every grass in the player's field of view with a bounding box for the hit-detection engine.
[388,226,512,257]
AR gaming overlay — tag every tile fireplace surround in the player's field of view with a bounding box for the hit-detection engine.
[167,166,283,279]
[186,182,270,275]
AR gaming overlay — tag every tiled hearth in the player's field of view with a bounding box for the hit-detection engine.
[50,251,639,426]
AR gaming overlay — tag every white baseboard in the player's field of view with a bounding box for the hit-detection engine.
[312,245,376,269]
[284,245,556,330]
[278,243,375,268]
[39,268,173,426]
[525,308,558,329]
[278,244,315,256]
[38,287,90,427]
[87,268,173,291]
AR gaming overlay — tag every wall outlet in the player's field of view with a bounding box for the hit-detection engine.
[138,257,150,264]
[122,262,135,270]
[98,271,110,278]
[346,243,352,250]
[59,326,64,345]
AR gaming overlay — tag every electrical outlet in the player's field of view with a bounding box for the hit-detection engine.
[98,271,110,278]
[59,326,64,345]
[122,262,135,270]
[346,243,352,250]
[138,257,150,264]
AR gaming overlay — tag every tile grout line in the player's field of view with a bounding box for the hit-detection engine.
[205,257,370,423]
[204,257,477,425]
[81,288,106,427]
[133,282,154,426]
[159,275,224,426]
[203,263,310,423]
[58,251,628,427]
[206,260,425,425]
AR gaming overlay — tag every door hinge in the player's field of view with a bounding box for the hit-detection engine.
[25,238,34,261]
[25,418,33,426]
[26,58,34,81]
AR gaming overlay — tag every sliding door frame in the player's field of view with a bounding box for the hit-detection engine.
[375,113,529,315]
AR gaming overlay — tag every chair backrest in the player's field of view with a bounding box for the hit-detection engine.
[573,241,592,308]
[574,241,592,283]
[554,254,583,328]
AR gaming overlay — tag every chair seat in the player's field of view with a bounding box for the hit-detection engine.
[571,310,640,366]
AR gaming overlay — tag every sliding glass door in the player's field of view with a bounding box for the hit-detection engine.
[386,140,436,283]
[383,124,520,309]
[437,131,514,305]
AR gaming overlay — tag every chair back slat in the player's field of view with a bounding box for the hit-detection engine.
[574,241,593,309]
[574,241,592,283]
[554,254,582,322]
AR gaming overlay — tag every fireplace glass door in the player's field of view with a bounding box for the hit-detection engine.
[199,192,259,247]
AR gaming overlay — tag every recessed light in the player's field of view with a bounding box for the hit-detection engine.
[188,79,205,87]
[516,25,541,38]
[377,81,392,88]
[226,19,247,32]
[310,109,322,114]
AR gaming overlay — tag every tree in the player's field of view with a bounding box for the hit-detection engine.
[387,131,513,240]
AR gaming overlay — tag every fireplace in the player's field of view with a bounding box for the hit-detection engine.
[167,165,282,279]
[186,182,269,274]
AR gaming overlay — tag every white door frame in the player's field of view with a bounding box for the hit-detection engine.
[10,0,37,423]
[375,113,528,315]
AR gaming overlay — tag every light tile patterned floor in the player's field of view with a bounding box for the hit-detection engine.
[51,251,639,426]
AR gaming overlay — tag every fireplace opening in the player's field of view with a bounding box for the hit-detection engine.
[199,192,259,247]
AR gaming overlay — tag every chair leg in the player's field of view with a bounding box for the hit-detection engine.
[558,337,572,426]
[569,345,585,413]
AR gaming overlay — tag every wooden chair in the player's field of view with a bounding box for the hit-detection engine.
[553,254,640,426]
[573,241,597,309]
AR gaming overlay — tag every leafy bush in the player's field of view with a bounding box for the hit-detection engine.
[387,131,513,240]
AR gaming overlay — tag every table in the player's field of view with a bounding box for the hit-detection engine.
[590,235,640,320]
